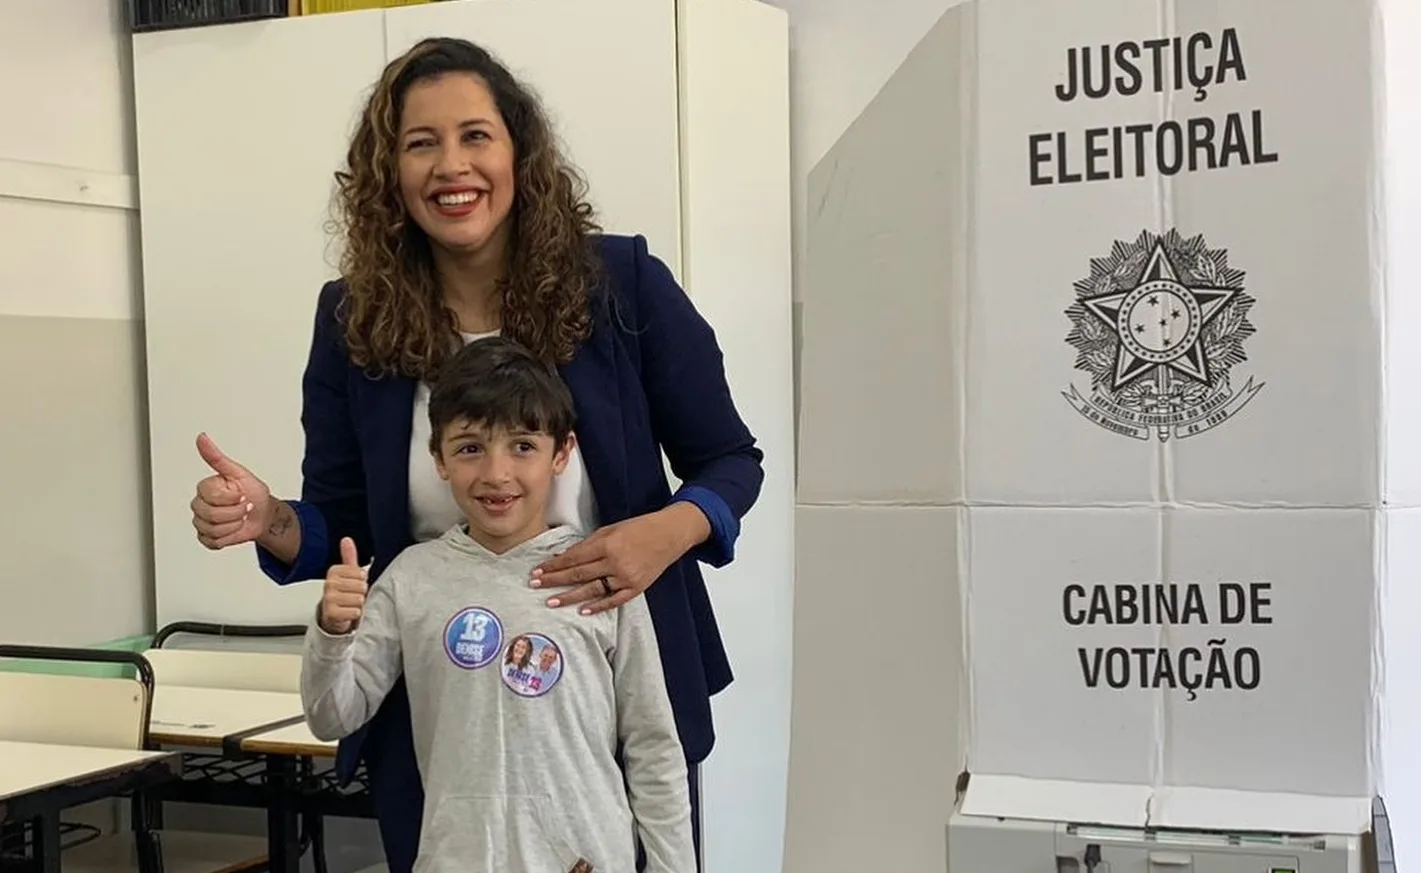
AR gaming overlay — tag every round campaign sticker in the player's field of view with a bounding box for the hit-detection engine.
[443,607,503,670]
[500,633,564,698]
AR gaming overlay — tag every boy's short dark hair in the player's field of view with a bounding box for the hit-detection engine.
[427,337,576,453]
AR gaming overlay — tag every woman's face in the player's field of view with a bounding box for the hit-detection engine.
[396,72,516,257]
[511,637,530,662]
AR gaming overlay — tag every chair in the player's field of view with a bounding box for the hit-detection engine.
[140,647,302,695]
[150,621,308,653]
[0,644,163,873]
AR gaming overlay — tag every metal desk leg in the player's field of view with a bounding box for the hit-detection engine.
[265,756,301,873]
[133,791,165,873]
[308,811,328,873]
[32,815,61,873]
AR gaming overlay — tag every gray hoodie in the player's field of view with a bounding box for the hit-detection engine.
[301,524,694,873]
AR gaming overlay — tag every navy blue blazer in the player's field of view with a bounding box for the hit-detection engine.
[257,233,763,776]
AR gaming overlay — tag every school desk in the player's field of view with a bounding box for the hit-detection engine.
[0,740,181,873]
[0,644,175,873]
[140,643,370,873]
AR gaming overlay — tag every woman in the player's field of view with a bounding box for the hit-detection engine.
[189,36,762,873]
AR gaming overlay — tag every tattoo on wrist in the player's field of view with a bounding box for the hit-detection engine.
[267,503,294,537]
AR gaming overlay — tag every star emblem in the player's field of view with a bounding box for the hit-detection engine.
[1079,242,1237,390]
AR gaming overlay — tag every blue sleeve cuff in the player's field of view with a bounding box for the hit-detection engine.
[255,500,330,585]
[671,485,740,569]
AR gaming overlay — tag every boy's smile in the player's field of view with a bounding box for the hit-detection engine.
[433,418,574,554]
[476,492,519,514]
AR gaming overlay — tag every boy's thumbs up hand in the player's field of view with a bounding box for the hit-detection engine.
[318,537,368,636]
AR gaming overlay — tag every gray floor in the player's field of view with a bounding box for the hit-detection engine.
[61,806,386,873]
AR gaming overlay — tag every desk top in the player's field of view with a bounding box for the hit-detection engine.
[149,685,304,747]
[0,741,176,804]
[240,720,338,759]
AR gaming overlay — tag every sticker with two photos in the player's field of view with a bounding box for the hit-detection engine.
[500,633,564,698]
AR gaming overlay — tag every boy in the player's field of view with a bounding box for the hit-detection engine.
[300,337,694,873]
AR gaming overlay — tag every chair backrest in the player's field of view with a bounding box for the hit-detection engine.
[151,621,307,653]
[0,671,149,749]
[141,647,302,694]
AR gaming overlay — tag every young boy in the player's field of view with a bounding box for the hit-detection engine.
[300,336,694,873]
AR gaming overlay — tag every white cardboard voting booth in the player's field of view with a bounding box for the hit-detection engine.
[792,0,1421,859]
[958,0,1379,831]
[797,0,1411,861]
[951,0,1396,844]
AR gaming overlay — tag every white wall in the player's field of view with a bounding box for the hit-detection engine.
[1382,0,1421,867]
[677,5,793,873]
[0,0,151,647]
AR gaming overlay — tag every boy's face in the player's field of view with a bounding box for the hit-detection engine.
[433,419,573,554]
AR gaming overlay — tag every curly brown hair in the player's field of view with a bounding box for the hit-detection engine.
[333,37,604,380]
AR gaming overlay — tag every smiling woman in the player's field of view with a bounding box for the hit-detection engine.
[334,40,605,378]
[397,74,516,259]
[186,35,764,873]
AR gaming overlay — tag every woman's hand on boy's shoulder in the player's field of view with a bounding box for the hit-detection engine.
[529,504,709,616]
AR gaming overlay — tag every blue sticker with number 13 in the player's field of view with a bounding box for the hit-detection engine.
[443,607,503,670]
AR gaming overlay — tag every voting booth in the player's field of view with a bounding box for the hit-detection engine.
[958,0,1414,865]
[957,0,1377,827]
[798,0,1414,868]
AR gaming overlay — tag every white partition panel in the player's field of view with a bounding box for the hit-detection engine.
[134,11,389,626]
[677,2,794,872]
[135,0,683,626]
